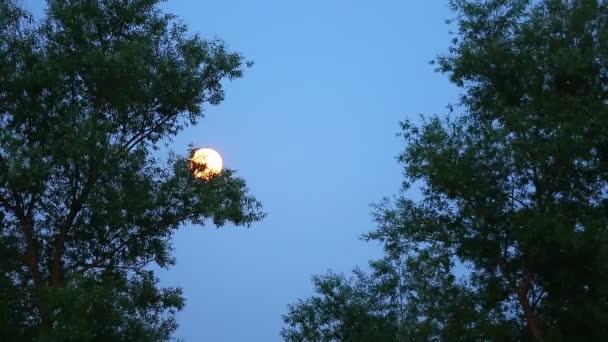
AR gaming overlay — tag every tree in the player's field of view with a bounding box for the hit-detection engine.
[282,270,397,342]
[0,0,263,340]
[283,0,608,340]
[283,202,516,341]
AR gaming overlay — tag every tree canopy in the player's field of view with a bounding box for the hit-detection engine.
[282,0,608,340]
[0,0,263,340]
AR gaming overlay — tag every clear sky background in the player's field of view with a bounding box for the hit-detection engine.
[24,1,459,341]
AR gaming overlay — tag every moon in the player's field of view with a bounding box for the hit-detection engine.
[189,147,223,179]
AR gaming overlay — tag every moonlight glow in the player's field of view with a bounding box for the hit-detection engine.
[189,147,223,179]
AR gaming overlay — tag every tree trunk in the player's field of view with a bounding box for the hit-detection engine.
[18,216,43,288]
[17,216,51,333]
[517,272,542,339]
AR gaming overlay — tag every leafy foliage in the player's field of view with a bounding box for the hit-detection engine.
[0,0,263,340]
[282,270,396,342]
[282,0,608,340]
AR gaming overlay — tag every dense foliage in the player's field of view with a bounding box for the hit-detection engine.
[0,0,263,340]
[282,0,608,340]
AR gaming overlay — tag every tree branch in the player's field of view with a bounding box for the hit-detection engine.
[121,112,176,153]
[73,241,132,275]
[9,186,44,288]
[77,255,155,273]
[50,169,97,288]
[71,210,192,276]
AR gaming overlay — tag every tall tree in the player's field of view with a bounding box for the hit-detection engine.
[283,0,608,340]
[0,0,263,340]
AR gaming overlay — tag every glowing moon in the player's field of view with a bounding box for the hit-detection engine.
[189,147,223,179]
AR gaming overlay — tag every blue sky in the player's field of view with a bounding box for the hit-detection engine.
[24,1,459,340]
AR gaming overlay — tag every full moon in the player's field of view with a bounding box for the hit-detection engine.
[189,147,223,179]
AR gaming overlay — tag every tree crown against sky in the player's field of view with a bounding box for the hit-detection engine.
[283,0,608,340]
[0,0,263,340]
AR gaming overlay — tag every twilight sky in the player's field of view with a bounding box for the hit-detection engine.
[24,1,459,340]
